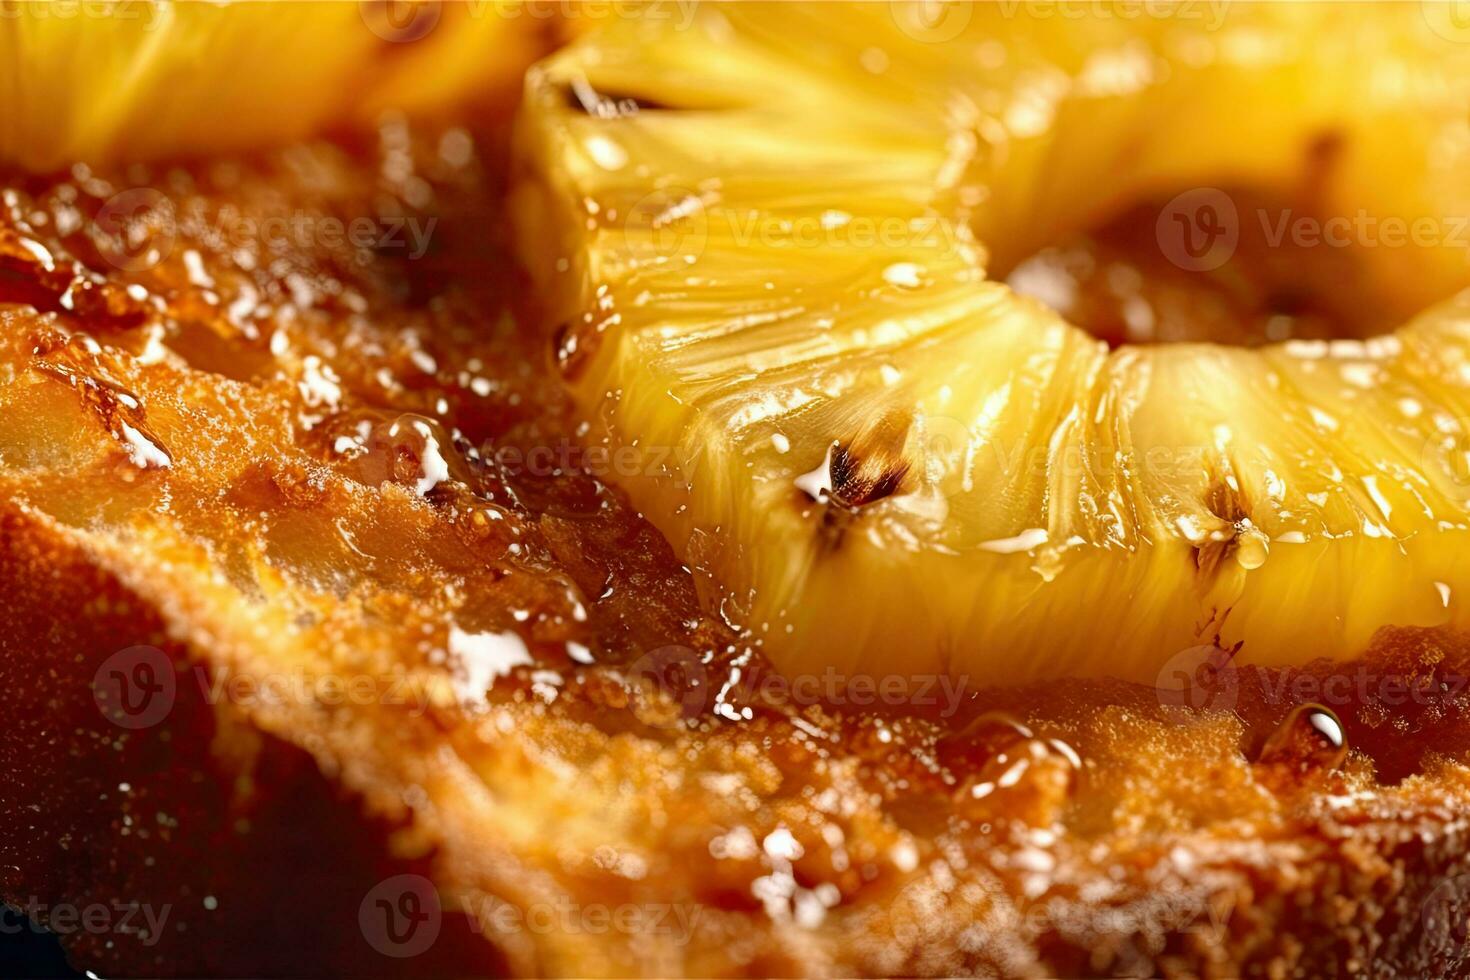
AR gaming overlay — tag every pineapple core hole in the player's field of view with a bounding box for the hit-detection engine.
[1003,186,1421,349]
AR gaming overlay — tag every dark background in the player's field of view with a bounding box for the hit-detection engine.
[0,911,81,979]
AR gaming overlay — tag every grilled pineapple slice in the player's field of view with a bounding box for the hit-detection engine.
[516,3,1470,685]
[0,0,540,171]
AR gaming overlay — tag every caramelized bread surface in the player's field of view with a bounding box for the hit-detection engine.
[3,121,1470,978]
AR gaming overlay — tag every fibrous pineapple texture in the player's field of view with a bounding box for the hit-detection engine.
[0,0,542,171]
[9,6,1470,977]
[516,2,1470,685]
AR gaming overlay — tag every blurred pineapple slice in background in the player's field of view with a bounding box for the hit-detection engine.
[0,0,546,171]
[516,3,1470,686]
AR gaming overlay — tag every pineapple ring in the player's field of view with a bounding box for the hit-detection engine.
[516,4,1470,685]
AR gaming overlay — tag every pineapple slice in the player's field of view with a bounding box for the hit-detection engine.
[515,3,1470,685]
[0,0,542,171]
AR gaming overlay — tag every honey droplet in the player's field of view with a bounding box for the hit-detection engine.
[552,320,596,381]
[34,340,173,470]
[1255,703,1347,787]
[935,710,1031,772]
[1233,523,1269,570]
[339,413,469,497]
[938,712,1081,825]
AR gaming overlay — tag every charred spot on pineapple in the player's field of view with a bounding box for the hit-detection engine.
[528,2,1470,688]
[796,414,912,514]
[828,442,910,509]
[828,409,914,508]
[794,430,912,552]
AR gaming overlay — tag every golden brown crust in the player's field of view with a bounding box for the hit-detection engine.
[4,123,1470,979]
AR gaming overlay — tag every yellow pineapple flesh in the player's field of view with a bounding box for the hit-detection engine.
[0,0,543,171]
[9,6,1470,977]
[515,2,1470,685]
